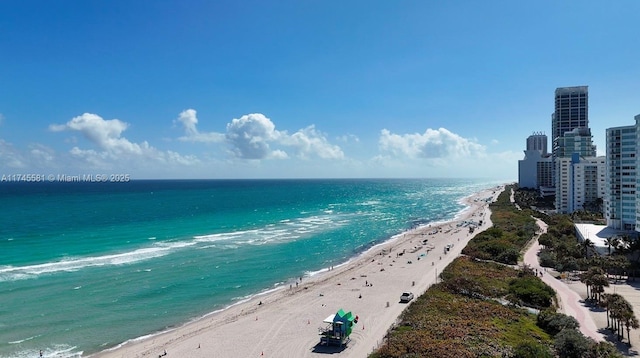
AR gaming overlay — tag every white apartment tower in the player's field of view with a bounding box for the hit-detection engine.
[556,154,606,214]
[550,87,595,209]
[554,127,598,212]
[605,125,637,230]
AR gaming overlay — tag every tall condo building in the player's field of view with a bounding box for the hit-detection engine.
[605,124,637,230]
[550,86,601,213]
[552,86,589,142]
[555,154,606,214]
[636,114,640,232]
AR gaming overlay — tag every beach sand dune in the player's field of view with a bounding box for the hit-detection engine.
[93,186,503,358]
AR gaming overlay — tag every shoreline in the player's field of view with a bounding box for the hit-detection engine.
[92,184,505,358]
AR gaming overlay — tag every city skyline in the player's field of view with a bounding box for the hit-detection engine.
[1,1,639,180]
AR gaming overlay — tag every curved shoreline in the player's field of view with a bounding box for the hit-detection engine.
[92,184,504,358]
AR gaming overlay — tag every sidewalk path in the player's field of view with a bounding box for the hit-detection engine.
[523,218,604,342]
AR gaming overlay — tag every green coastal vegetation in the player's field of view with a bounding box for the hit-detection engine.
[370,184,624,358]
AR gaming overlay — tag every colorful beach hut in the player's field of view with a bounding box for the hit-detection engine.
[319,309,358,346]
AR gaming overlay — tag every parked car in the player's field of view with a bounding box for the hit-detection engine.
[400,292,414,303]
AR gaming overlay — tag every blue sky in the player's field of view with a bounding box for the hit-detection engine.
[1,1,639,180]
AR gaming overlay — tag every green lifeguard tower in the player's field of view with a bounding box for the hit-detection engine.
[319,309,358,346]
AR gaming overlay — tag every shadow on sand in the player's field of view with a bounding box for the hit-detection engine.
[581,299,606,313]
[597,327,640,356]
[623,279,640,292]
[311,342,348,354]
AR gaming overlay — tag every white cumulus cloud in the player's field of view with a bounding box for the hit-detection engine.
[379,128,485,159]
[176,110,344,161]
[226,113,283,159]
[50,113,199,167]
[285,125,344,159]
[176,109,225,143]
[50,113,143,155]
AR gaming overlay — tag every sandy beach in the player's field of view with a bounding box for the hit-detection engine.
[92,185,503,358]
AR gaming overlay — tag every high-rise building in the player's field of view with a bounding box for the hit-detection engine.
[555,154,606,213]
[636,114,640,232]
[550,86,602,213]
[526,132,548,156]
[554,127,596,158]
[518,133,552,190]
[552,86,588,142]
[606,125,636,230]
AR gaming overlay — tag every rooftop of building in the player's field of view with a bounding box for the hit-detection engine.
[555,86,588,95]
[574,223,633,256]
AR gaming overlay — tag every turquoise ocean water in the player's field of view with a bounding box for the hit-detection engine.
[0,178,502,357]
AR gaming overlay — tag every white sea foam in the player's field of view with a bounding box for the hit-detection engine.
[7,334,39,344]
[193,213,348,248]
[0,241,193,282]
[358,200,381,206]
[8,344,82,358]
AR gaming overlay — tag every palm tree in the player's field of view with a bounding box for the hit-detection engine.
[608,255,630,282]
[601,293,613,328]
[605,236,619,256]
[590,274,609,303]
[607,294,625,340]
[623,312,639,346]
[580,266,607,302]
[607,294,633,342]
[582,238,595,259]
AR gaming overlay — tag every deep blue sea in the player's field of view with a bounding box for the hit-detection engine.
[0,178,503,357]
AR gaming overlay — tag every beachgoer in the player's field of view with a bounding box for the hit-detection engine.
[40,350,43,357]
[358,294,362,299]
